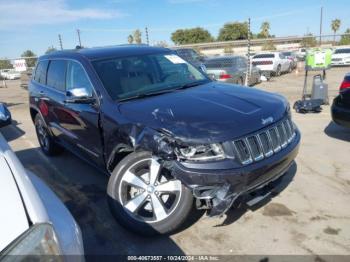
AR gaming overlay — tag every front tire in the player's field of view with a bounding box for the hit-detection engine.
[107,151,193,236]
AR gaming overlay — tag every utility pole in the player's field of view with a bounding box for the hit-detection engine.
[319,6,323,46]
[145,27,149,45]
[245,17,251,86]
[58,34,63,50]
[77,29,82,47]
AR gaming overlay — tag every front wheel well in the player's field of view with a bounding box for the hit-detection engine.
[107,146,134,173]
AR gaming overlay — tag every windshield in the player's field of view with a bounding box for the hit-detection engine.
[253,54,274,59]
[334,49,350,54]
[93,52,209,100]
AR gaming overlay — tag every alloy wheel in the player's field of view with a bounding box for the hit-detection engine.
[36,119,49,151]
[118,158,182,223]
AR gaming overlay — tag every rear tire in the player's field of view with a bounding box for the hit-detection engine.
[34,114,63,156]
[107,151,194,236]
[276,65,281,76]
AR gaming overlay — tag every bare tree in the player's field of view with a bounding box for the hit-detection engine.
[127,35,134,44]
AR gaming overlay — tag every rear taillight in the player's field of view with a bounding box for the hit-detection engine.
[340,80,350,91]
[220,74,232,79]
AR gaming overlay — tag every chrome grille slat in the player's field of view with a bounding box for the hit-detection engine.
[232,118,296,165]
[277,124,288,148]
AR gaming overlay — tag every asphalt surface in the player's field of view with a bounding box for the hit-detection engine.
[0,66,350,259]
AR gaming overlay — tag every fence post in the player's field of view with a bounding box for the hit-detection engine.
[245,18,251,86]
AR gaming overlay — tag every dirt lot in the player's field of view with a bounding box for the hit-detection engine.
[0,67,350,259]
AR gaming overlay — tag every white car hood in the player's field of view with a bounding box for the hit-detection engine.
[0,155,29,251]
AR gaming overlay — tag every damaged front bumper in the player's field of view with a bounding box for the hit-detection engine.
[170,129,301,216]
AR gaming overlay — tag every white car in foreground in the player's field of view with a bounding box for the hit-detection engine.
[0,104,84,259]
[252,52,292,76]
[332,48,350,66]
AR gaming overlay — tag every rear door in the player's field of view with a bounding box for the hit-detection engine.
[43,59,69,142]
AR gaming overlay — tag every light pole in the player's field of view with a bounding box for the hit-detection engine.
[319,6,323,46]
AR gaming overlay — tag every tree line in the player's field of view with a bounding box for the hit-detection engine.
[1,19,350,70]
[168,19,350,47]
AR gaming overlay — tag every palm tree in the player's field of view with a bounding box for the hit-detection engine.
[331,19,341,45]
[260,21,270,38]
[133,29,142,44]
[127,35,134,44]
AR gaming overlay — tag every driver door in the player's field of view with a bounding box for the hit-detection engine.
[61,60,104,166]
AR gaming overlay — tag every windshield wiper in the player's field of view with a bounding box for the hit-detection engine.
[118,89,175,102]
[174,80,210,90]
[118,80,210,102]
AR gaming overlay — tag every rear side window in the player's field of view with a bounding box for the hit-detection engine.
[47,60,67,92]
[34,60,49,84]
[253,54,274,59]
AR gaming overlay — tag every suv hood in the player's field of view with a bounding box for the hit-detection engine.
[118,82,289,143]
[0,155,29,251]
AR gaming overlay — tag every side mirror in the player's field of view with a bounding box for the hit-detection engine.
[0,103,12,128]
[65,87,95,104]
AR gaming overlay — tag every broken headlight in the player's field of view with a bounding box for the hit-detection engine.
[176,144,225,161]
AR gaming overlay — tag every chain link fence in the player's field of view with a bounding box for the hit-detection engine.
[0,56,37,89]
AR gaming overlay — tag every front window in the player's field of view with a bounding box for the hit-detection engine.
[92,53,209,101]
[66,61,93,96]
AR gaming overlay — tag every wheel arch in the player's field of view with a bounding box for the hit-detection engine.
[106,144,134,173]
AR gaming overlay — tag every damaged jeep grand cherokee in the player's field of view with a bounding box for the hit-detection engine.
[29,45,300,235]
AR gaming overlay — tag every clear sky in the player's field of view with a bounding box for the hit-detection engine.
[0,0,349,58]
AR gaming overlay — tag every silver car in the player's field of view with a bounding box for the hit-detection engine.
[204,56,261,85]
[0,104,84,259]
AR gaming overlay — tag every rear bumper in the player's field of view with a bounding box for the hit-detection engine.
[331,99,350,128]
[172,130,300,215]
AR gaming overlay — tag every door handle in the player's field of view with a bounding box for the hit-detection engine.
[39,90,45,95]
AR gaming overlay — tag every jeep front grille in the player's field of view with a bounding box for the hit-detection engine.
[232,118,296,165]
